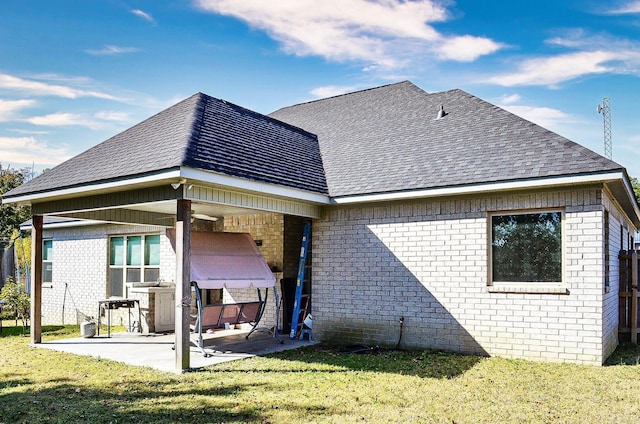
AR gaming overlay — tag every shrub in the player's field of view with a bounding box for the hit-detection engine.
[0,276,30,333]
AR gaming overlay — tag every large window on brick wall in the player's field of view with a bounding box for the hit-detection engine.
[490,210,562,284]
[109,234,160,297]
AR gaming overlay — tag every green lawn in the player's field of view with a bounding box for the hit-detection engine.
[2,323,640,423]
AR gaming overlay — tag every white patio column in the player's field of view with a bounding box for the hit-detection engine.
[30,215,43,344]
[175,199,191,370]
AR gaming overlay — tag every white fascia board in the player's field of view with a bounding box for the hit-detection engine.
[4,170,183,205]
[181,167,332,205]
[332,172,626,204]
[20,219,105,231]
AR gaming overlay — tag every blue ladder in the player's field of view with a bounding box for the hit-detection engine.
[290,222,311,340]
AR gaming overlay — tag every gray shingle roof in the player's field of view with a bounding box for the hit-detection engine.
[186,95,326,192]
[4,80,623,202]
[269,81,622,198]
[5,93,327,198]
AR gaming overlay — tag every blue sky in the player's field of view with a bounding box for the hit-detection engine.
[2,0,640,179]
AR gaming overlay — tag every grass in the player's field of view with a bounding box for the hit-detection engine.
[2,324,640,423]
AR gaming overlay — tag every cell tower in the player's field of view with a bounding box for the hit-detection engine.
[597,98,612,159]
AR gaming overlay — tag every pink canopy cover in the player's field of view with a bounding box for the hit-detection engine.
[166,229,276,289]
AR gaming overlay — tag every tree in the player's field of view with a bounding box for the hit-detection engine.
[0,276,30,333]
[11,228,31,287]
[0,164,31,241]
[630,177,640,205]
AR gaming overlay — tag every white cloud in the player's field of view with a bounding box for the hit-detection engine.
[498,104,576,129]
[484,30,640,87]
[486,50,631,87]
[498,94,521,105]
[0,73,119,100]
[494,91,586,136]
[23,110,133,129]
[0,99,36,121]
[131,8,156,23]
[0,136,73,166]
[8,128,50,135]
[85,45,140,56]
[310,85,356,98]
[496,99,589,143]
[604,1,640,14]
[94,111,131,122]
[25,113,100,129]
[435,35,502,62]
[194,0,503,68]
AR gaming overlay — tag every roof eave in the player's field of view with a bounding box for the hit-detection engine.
[332,171,640,226]
[607,171,640,228]
[1,169,184,206]
[180,167,331,205]
[2,166,331,207]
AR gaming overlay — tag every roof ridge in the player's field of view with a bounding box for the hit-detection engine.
[272,80,417,112]
[183,92,208,165]
[197,92,321,140]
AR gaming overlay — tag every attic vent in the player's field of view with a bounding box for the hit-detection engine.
[436,105,447,120]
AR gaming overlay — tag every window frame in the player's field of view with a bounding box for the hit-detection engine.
[108,233,161,297]
[42,239,53,283]
[488,208,566,293]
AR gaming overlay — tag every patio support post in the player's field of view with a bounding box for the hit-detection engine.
[175,199,191,370]
[30,215,43,344]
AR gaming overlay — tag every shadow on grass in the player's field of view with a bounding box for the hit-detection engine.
[605,342,640,366]
[0,379,267,424]
[0,324,68,338]
[242,344,484,379]
[1,324,74,338]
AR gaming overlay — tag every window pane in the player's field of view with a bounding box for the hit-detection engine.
[145,235,160,266]
[109,268,123,297]
[144,268,160,282]
[126,268,141,283]
[110,237,124,266]
[127,236,142,266]
[43,240,53,261]
[492,212,562,282]
[43,262,53,283]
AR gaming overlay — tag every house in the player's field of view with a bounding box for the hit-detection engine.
[3,81,638,369]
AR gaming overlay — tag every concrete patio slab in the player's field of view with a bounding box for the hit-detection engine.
[35,329,316,373]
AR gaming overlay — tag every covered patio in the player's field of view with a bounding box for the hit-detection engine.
[2,93,330,372]
[37,327,317,373]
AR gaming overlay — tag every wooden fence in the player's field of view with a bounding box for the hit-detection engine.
[619,250,640,344]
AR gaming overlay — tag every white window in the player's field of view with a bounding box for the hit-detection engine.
[42,239,53,283]
[109,234,160,297]
[490,210,562,284]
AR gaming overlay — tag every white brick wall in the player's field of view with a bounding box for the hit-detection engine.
[36,184,636,364]
[42,224,170,326]
[42,224,109,325]
[313,186,631,365]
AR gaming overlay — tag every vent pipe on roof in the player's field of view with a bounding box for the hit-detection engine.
[436,105,447,120]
